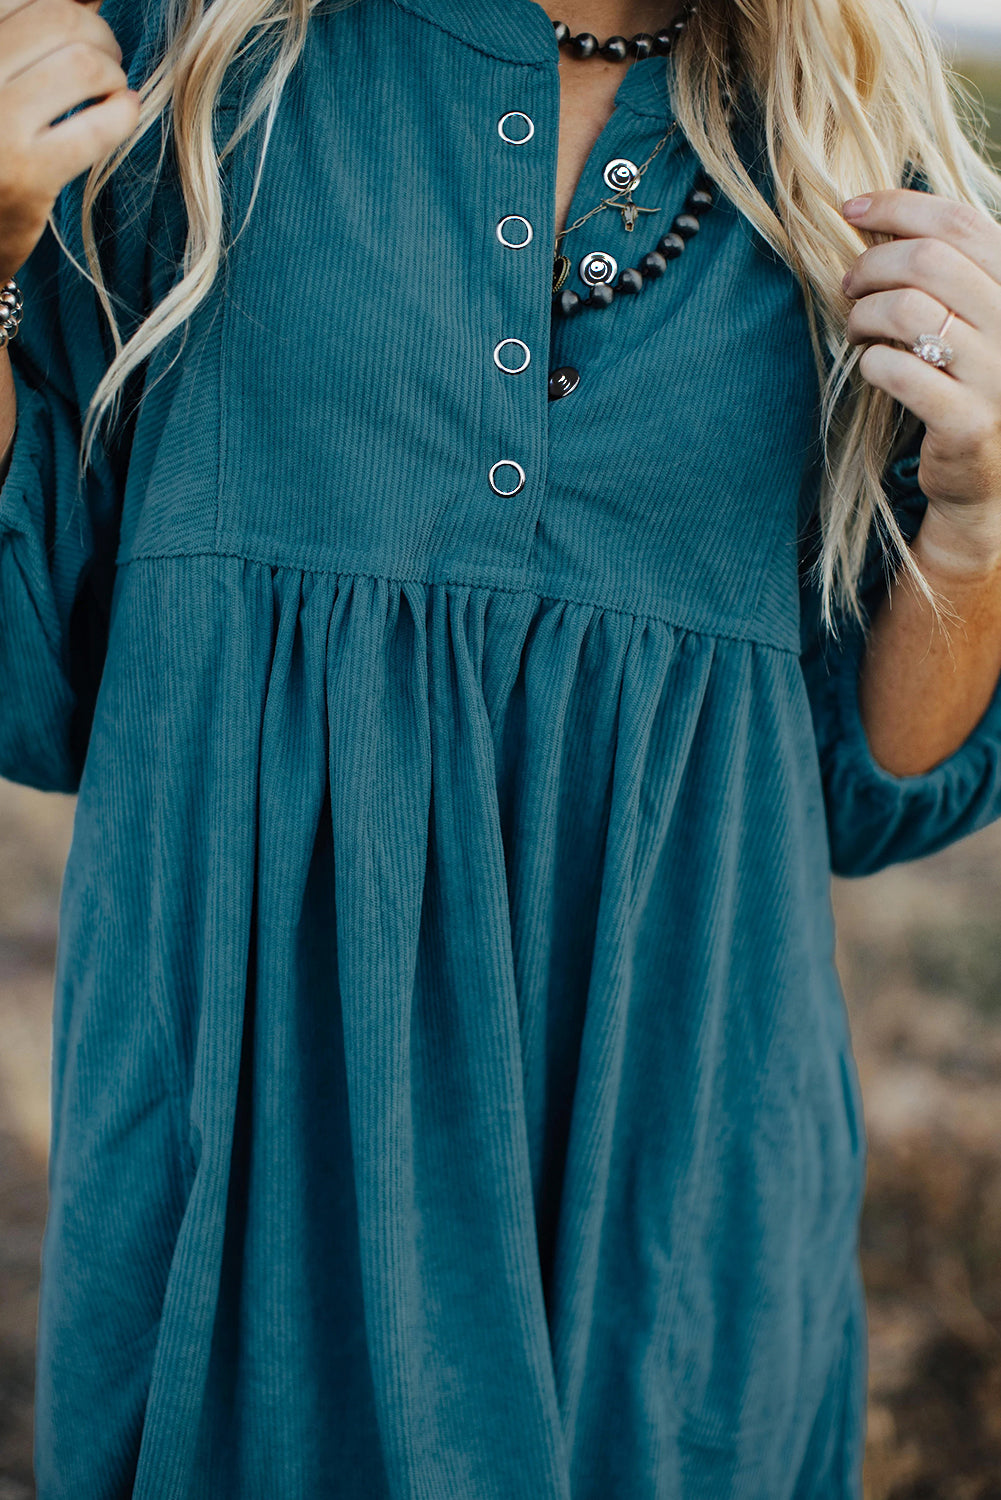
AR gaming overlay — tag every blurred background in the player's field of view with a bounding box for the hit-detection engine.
[2,4,1001,1497]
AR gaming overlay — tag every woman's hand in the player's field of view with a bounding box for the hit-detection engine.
[0,0,139,283]
[841,187,1001,579]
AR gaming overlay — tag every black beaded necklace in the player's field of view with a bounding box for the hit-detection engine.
[551,3,721,319]
[553,3,696,60]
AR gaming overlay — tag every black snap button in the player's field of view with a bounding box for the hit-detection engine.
[548,366,581,401]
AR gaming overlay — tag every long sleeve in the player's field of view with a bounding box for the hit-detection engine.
[800,428,1001,877]
[0,221,124,792]
[0,0,172,792]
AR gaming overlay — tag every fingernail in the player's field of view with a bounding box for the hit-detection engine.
[841,271,851,292]
[842,196,872,219]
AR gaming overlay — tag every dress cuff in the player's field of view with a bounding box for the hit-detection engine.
[820,592,1001,875]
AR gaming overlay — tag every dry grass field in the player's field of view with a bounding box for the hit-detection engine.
[2,44,1001,1500]
[835,841,1001,1499]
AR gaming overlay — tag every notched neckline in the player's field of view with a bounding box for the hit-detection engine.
[386,0,678,119]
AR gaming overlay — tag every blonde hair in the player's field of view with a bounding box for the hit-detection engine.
[59,0,1001,630]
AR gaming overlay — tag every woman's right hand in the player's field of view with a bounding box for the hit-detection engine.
[0,0,140,282]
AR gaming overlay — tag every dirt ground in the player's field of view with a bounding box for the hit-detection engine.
[834,832,1001,1499]
[1,775,1000,1497]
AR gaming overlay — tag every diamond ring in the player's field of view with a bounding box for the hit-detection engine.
[912,308,956,370]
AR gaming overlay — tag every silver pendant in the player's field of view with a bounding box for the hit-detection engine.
[579,250,617,286]
[603,158,641,192]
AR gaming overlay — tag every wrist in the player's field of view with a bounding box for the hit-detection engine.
[910,503,1001,586]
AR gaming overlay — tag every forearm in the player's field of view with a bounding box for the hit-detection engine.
[0,346,16,487]
[858,509,1001,776]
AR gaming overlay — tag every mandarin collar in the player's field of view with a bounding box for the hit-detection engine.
[387,0,677,119]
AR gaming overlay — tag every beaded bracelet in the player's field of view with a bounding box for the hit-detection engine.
[0,279,23,349]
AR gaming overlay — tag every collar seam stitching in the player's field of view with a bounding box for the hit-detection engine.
[388,0,555,67]
[615,99,672,120]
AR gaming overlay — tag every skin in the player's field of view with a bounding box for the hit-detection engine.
[545,1,687,234]
[843,190,1001,775]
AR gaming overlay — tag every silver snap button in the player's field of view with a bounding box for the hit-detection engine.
[579,250,617,286]
[496,215,534,249]
[492,338,531,375]
[603,157,640,192]
[488,460,526,497]
[497,111,535,144]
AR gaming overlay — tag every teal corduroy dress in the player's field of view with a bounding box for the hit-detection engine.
[4,1,1001,1495]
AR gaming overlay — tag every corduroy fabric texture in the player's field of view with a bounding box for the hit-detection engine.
[4,0,1001,1495]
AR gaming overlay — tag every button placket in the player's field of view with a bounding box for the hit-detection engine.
[491,108,537,498]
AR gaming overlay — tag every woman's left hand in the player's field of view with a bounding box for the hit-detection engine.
[841,187,1001,571]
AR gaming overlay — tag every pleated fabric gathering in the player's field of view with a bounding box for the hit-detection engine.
[38,560,863,1497]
